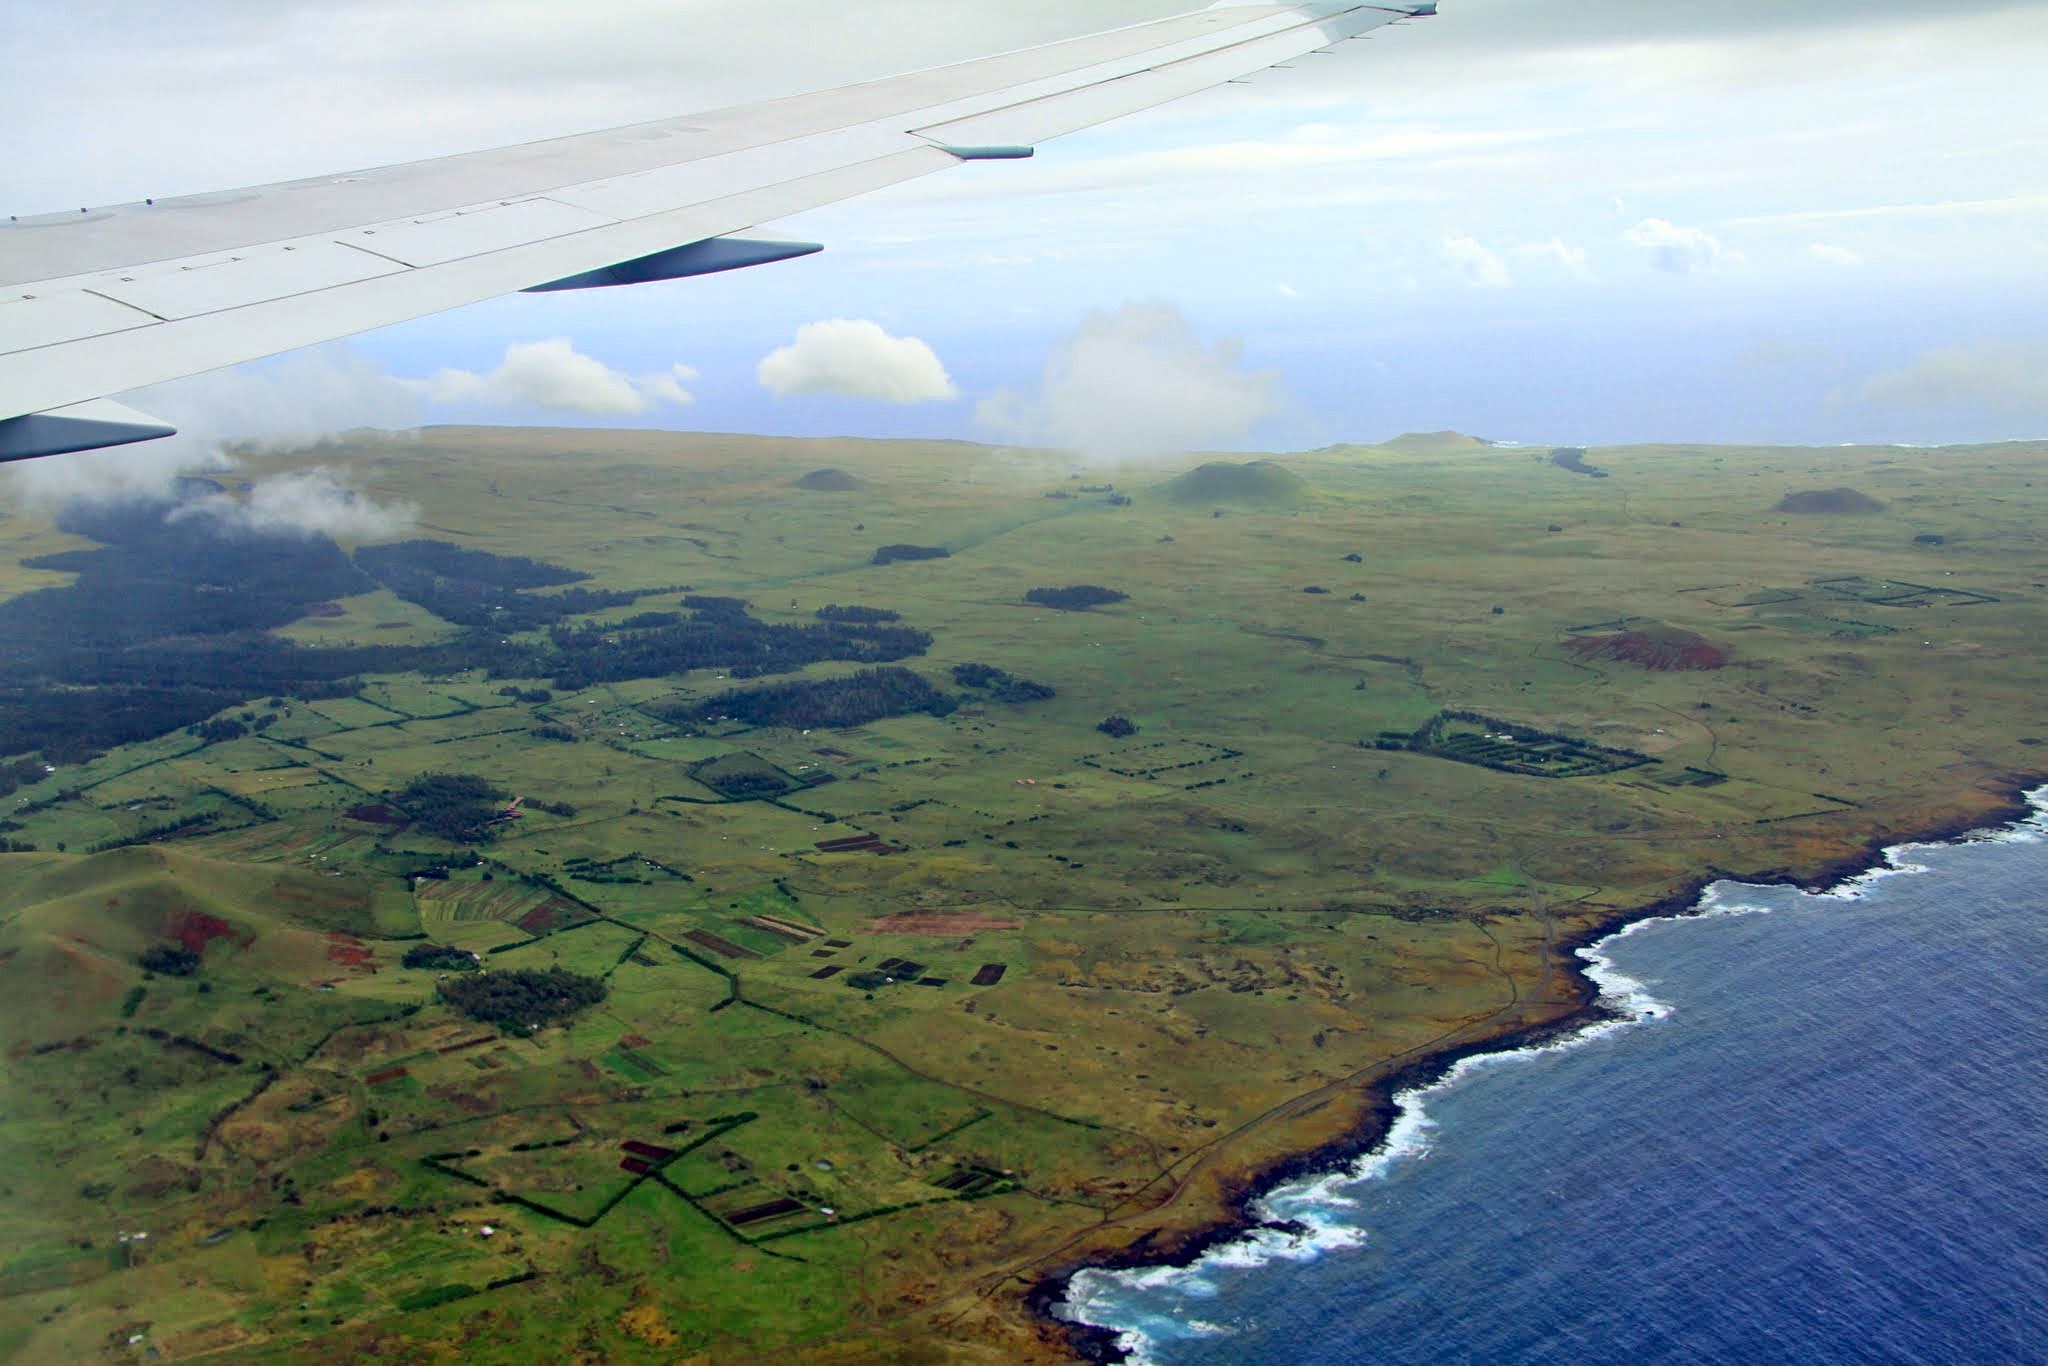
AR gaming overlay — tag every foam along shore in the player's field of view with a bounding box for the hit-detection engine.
[1050,782,2048,1363]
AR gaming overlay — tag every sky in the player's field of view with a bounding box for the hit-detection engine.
[6,0,2048,476]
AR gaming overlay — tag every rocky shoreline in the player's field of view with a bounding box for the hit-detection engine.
[1029,770,2048,1363]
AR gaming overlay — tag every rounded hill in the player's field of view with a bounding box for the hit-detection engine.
[1380,431,1489,456]
[1777,488,1886,515]
[1160,460,1307,507]
[793,468,865,492]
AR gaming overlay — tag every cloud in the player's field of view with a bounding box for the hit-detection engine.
[170,468,417,541]
[1511,237,1594,280]
[1441,235,1512,288]
[1856,341,2048,413]
[757,320,958,403]
[4,346,420,507]
[1805,242,1864,267]
[1624,218,1746,274]
[976,302,1281,460]
[412,339,695,414]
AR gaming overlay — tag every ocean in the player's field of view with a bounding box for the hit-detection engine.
[1062,795,2048,1364]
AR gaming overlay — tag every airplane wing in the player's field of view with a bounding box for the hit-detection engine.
[0,2,1437,461]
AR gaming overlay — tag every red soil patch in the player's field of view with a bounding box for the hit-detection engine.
[867,911,1022,935]
[515,899,586,935]
[619,1034,654,1050]
[363,1065,409,1086]
[683,929,759,960]
[1567,629,1727,672]
[325,934,377,970]
[621,1141,675,1161]
[619,1157,653,1175]
[816,834,895,854]
[166,910,240,955]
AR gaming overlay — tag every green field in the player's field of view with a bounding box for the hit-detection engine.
[2,426,2045,1362]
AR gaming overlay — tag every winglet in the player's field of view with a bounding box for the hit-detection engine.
[0,399,176,463]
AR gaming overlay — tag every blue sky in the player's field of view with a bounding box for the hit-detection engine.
[8,0,2048,468]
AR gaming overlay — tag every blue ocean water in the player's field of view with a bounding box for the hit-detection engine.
[1064,798,2048,1364]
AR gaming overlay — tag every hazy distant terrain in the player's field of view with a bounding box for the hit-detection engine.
[2,426,2043,1361]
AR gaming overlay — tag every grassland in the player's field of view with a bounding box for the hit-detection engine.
[3,425,2047,1362]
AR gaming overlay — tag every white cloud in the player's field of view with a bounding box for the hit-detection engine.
[1511,236,1594,279]
[1623,217,1746,274]
[757,320,958,403]
[412,339,695,414]
[5,346,420,507]
[976,302,1281,461]
[1441,234,1512,288]
[1856,341,2048,412]
[1805,242,1864,267]
[170,468,417,541]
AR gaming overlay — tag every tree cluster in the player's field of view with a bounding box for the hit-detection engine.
[1097,715,1139,738]
[545,601,931,689]
[439,967,607,1030]
[402,944,479,971]
[0,493,947,770]
[1026,585,1128,612]
[872,545,951,565]
[952,663,1056,704]
[355,540,645,630]
[677,667,955,730]
[816,605,902,624]
[395,773,510,844]
[0,756,47,800]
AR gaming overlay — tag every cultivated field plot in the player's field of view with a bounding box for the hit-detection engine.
[4,428,2048,1362]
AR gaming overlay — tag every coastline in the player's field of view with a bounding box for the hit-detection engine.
[1030,769,2048,1364]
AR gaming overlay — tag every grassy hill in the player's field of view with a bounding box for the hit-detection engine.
[793,467,865,492]
[1777,487,1888,514]
[1158,459,1308,507]
[1379,430,1492,456]
[0,847,411,1041]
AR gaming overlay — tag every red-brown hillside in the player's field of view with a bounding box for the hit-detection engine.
[1567,627,1728,672]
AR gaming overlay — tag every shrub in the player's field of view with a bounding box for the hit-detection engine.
[1026,585,1127,612]
[139,944,201,977]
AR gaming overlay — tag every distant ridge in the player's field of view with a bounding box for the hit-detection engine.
[1777,488,1887,515]
[1380,431,1490,455]
[1160,460,1308,507]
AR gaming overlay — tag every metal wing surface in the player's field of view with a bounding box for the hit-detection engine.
[0,2,1436,459]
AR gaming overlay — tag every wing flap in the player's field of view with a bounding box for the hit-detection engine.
[92,241,406,321]
[0,290,159,350]
[347,198,619,269]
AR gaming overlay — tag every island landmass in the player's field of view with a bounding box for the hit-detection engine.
[1,426,2042,1362]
